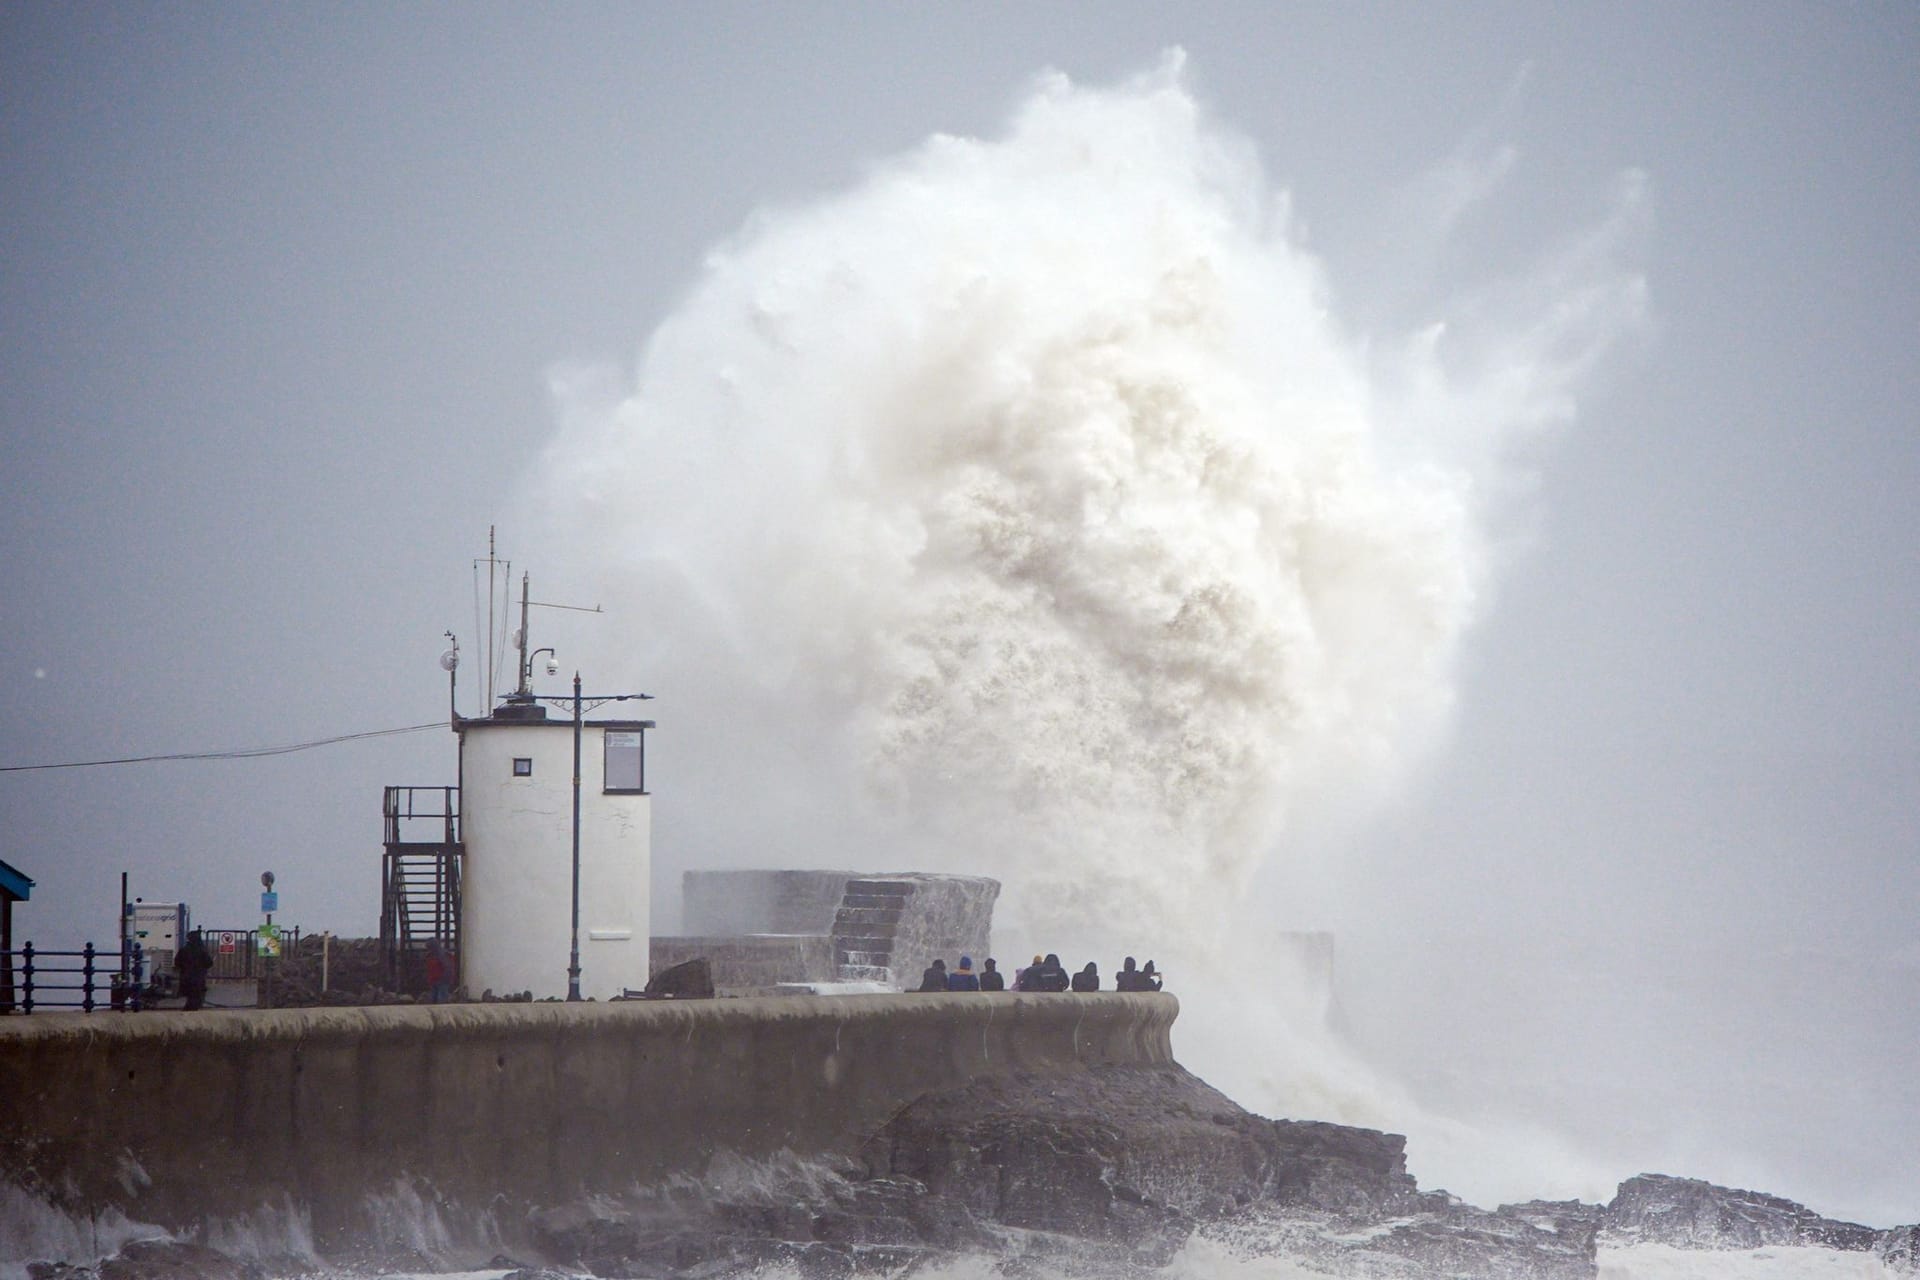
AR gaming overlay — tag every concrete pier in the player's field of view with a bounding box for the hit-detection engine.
[0,993,1175,1251]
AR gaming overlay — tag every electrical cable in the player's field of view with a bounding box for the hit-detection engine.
[0,721,446,773]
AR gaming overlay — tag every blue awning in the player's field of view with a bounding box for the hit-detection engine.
[0,859,33,901]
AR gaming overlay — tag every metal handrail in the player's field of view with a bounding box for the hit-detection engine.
[1,942,144,1014]
[383,785,460,846]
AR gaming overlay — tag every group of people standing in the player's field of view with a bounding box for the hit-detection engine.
[915,953,1163,993]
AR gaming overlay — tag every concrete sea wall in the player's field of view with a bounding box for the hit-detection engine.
[0,993,1175,1252]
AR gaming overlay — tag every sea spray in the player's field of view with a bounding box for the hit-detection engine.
[526,53,1644,1206]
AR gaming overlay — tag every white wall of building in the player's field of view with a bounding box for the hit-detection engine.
[460,720,651,1000]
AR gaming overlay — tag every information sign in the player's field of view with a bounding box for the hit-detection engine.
[256,924,281,958]
[261,891,279,914]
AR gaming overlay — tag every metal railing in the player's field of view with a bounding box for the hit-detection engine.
[1,943,146,1014]
[384,785,459,846]
[192,926,303,980]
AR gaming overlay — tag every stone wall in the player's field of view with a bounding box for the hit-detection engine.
[681,870,849,935]
[886,874,997,979]
[0,992,1175,1254]
[648,933,837,991]
[674,870,999,989]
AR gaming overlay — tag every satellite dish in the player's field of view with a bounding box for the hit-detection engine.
[510,628,525,649]
[440,649,459,672]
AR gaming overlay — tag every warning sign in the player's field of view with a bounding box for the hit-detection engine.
[218,931,236,954]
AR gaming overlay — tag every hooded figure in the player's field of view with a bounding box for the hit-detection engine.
[916,958,948,992]
[1071,961,1100,993]
[175,930,214,1011]
[1039,953,1072,993]
[978,957,1005,992]
[947,955,982,992]
[1115,956,1144,992]
[1141,960,1162,992]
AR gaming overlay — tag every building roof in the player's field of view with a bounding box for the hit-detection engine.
[0,859,33,901]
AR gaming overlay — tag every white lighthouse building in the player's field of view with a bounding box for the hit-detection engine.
[381,564,652,1002]
[458,692,653,1001]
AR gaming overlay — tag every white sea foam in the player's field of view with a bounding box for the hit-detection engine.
[1597,1245,1907,1280]
[526,53,1644,1212]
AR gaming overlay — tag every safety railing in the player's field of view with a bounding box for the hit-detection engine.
[1,942,145,1014]
[384,785,459,846]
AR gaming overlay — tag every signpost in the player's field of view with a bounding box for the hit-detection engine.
[260,871,277,1007]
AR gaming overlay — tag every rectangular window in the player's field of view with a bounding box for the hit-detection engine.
[604,731,644,793]
[512,757,533,777]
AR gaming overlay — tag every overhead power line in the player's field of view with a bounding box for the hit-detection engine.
[0,722,447,774]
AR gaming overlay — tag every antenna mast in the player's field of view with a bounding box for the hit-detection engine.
[515,571,533,697]
[484,527,496,712]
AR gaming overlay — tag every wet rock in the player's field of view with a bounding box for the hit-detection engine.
[639,956,716,1000]
[95,1240,260,1280]
[1365,1194,1599,1279]
[1602,1173,1880,1251]
[1876,1223,1919,1272]
[869,1066,1609,1278]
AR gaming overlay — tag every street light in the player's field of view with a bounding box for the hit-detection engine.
[530,673,652,1001]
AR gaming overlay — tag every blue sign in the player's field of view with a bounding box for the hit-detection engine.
[261,891,279,913]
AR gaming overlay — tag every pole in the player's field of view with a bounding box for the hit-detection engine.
[119,872,129,989]
[516,572,532,697]
[567,671,584,1000]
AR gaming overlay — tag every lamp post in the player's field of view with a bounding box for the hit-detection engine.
[568,672,583,1001]
[528,673,651,1002]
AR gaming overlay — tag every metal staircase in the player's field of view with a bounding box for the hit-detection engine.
[380,786,462,992]
[832,878,913,984]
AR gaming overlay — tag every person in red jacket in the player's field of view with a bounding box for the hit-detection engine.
[425,940,452,1004]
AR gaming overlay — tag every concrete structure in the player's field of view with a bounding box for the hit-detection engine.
[459,708,653,1000]
[659,869,998,991]
[0,992,1175,1257]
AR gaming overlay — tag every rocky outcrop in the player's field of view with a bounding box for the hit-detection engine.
[522,1066,1597,1279]
[637,956,715,999]
[1601,1172,1880,1251]
[26,1240,263,1280]
[1579,1173,1917,1270]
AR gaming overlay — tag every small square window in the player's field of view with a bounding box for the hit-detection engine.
[512,757,533,777]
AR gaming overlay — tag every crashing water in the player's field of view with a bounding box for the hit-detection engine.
[526,51,1644,1207]
[34,53,1902,1280]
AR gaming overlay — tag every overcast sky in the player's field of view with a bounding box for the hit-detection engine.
[2,2,1914,1227]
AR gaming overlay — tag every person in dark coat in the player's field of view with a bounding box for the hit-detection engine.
[1013,954,1044,991]
[1038,953,1071,992]
[175,930,214,1011]
[1115,956,1144,991]
[947,955,982,991]
[1141,960,1163,992]
[916,958,947,992]
[978,958,1005,991]
[1070,961,1100,992]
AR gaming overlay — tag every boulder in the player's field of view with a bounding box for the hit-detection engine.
[639,957,716,1000]
[1602,1173,1880,1252]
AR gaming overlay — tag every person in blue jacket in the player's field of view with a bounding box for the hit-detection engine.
[947,955,982,991]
